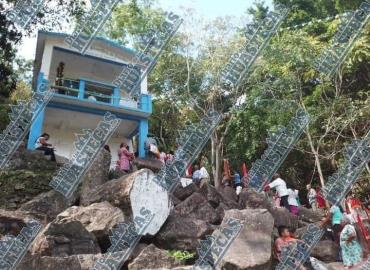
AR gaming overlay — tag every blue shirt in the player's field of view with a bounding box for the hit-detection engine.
[234,173,241,185]
[330,206,343,225]
[192,170,201,181]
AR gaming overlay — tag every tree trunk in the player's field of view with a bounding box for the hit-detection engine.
[211,134,222,188]
[305,127,325,188]
[215,144,222,188]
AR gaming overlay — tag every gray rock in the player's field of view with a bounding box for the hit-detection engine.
[31,216,101,257]
[80,169,151,216]
[130,169,171,236]
[0,209,34,236]
[133,158,164,173]
[173,183,199,201]
[311,240,339,263]
[269,207,299,230]
[174,192,222,224]
[19,190,71,223]
[56,202,126,251]
[128,244,184,270]
[217,186,239,205]
[220,209,274,270]
[17,254,103,270]
[80,149,111,205]
[238,189,271,210]
[155,213,215,251]
[298,207,325,223]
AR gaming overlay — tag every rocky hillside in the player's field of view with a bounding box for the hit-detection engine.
[0,147,354,270]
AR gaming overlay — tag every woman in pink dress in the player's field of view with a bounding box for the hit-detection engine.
[116,143,135,173]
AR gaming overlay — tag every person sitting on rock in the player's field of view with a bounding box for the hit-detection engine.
[274,226,310,270]
[192,164,201,184]
[35,133,56,161]
[274,226,297,261]
[199,164,210,184]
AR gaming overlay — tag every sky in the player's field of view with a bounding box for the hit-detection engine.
[17,0,273,61]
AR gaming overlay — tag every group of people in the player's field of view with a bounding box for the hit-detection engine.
[273,193,370,269]
[221,160,246,195]
[264,173,301,215]
[181,164,210,186]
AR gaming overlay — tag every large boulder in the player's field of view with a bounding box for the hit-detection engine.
[311,240,339,263]
[238,189,271,210]
[217,186,239,206]
[174,192,222,224]
[298,207,325,223]
[80,169,151,216]
[220,209,274,270]
[0,209,34,236]
[133,158,164,173]
[55,202,125,251]
[31,216,101,256]
[173,183,199,201]
[80,149,111,205]
[130,169,171,236]
[128,244,184,270]
[268,207,299,230]
[18,254,102,270]
[0,146,59,210]
[19,190,71,223]
[155,213,215,251]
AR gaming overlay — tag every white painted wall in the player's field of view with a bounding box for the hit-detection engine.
[39,36,148,95]
[43,107,137,168]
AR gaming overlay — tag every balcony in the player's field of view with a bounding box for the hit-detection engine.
[35,73,152,115]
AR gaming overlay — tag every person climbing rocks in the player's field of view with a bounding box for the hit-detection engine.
[264,174,290,211]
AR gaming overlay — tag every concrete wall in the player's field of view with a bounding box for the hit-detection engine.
[42,107,137,168]
[39,37,148,95]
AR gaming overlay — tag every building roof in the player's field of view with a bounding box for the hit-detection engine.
[32,30,142,88]
[37,30,138,55]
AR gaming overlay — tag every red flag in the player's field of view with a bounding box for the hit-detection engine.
[242,162,248,177]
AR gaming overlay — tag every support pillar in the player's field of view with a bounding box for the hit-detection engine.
[138,119,148,158]
[27,73,46,150]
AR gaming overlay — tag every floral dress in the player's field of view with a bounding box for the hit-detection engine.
[340,224,362,267]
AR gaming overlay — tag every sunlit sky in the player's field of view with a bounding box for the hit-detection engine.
[17,0,273,60]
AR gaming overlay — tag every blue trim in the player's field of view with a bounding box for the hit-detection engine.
[139,119,148,158]
[38,30,138,56]
[27,73,46,150]
[47,101,146,122]
[51,92,149,116]
[53,47,130,68]
[78,80,85,99]
[80,77,117,88]
[113,88,120,106]
[139,94,152,113]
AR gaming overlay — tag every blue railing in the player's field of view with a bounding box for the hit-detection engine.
[37,73,152,113]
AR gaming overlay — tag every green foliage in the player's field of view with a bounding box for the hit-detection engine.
[167,250,195,261]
